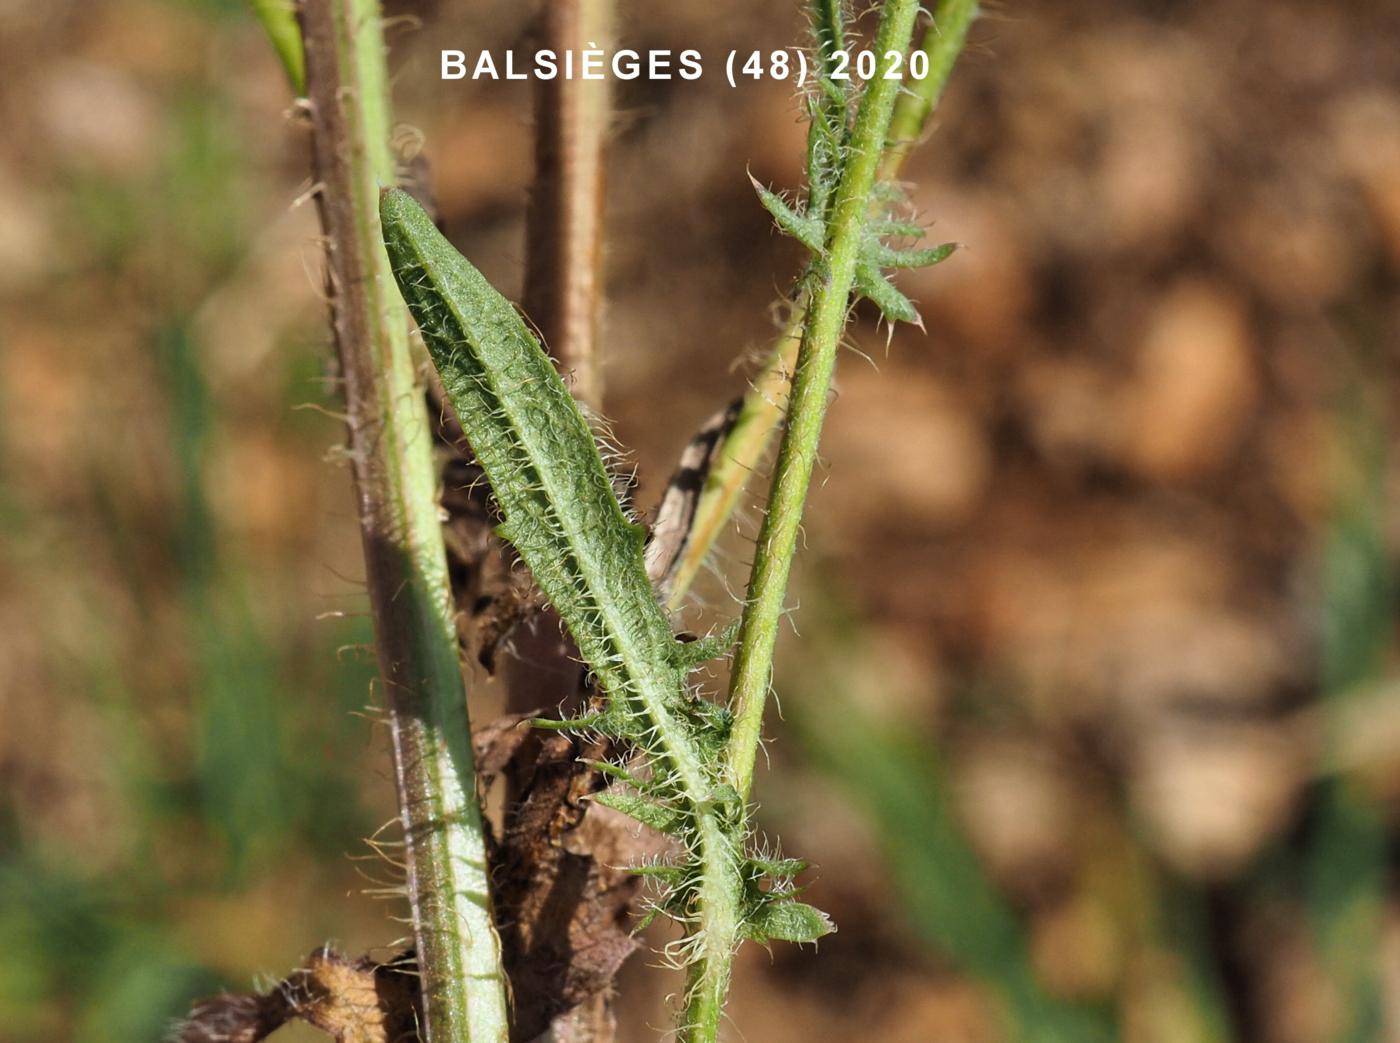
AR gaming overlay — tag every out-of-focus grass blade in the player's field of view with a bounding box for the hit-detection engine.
[156,324,295,874]
[788,657,1114,1042]
[0,859,221,1043]
[1308,368,1390,1043]
[1152,873,1236,1043]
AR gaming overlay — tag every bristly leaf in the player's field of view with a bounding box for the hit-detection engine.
[672,621,741,669]
[868,217,927,239]
[707,783,743,812]
[868,180,908,204]
[866,240,958,269]
[742,900,835,945]
[381,190,776,1038]
[631,863,690,884]
[746,855,810,881]
[592,790,689,837]
[855,261,920,324]
[751,175,826,254]
[633,905,667,933]
[682,699,734,758]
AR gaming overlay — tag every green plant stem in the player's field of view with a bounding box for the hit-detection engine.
[250,0,306,93]
[724,4,923,798]
[298,3,508,1041]
[666,0,978,608]
[880,0,978,179]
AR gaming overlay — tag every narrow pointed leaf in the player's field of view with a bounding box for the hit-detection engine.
[855,261,920,324]
[867,240,958,269]
[746,855,809,880]
[868,218,927,239]
[750,175,826,253]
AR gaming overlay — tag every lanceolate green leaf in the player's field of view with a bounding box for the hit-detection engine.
[751,175,826,254]
[867,240,958,269]
[380,188,826,1042]
[855,262,920,325]
[381,189,660,672]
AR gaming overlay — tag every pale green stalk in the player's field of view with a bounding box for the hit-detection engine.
[297,2,508,1040]
[881,0,979,179]
[722,0,925,800]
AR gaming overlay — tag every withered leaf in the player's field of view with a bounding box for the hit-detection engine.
[486,723,659,1041]
[175,946,420,1043]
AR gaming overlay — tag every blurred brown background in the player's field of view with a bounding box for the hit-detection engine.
[2,0,1400,1040]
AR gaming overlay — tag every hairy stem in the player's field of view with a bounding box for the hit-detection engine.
[298,3,508,1040]
[522,0,612,409]
[665,0,978,607]
[722,0,925,800]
